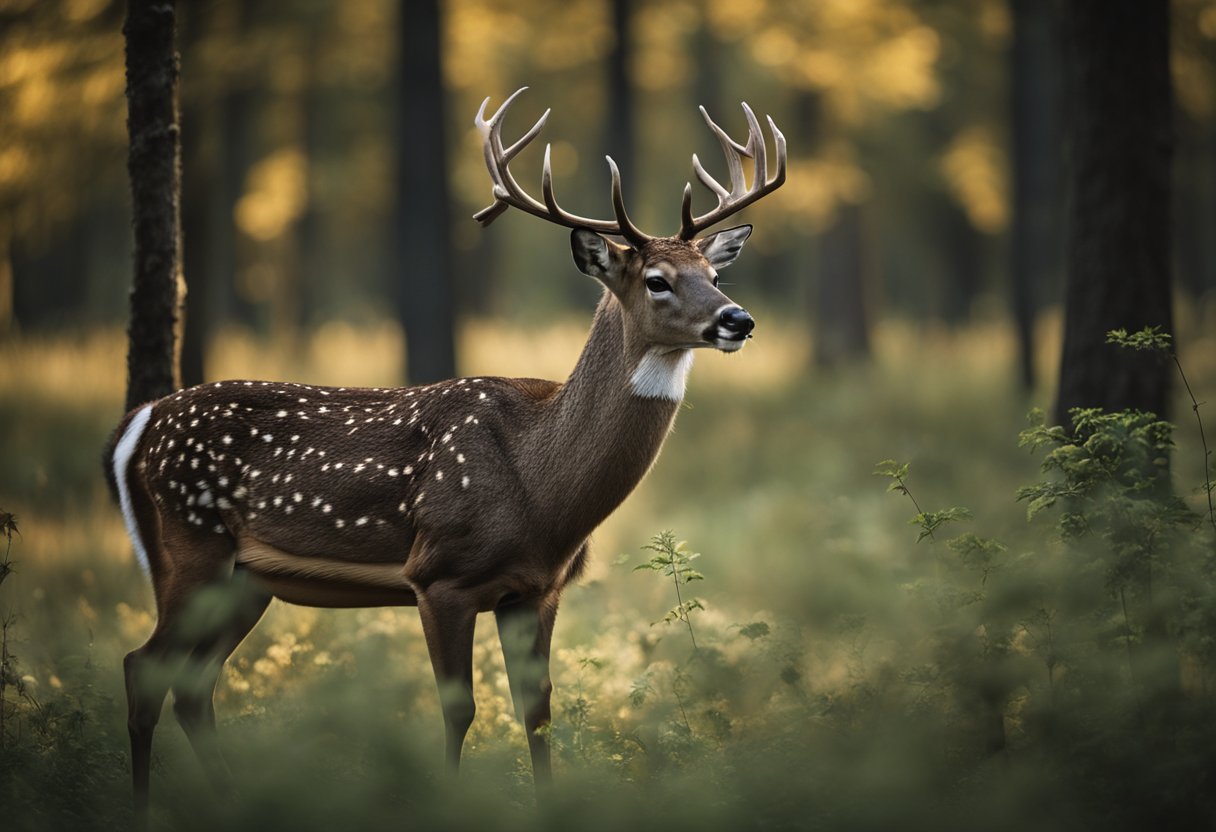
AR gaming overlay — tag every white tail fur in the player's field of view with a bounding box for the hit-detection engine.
[113,403,154,576]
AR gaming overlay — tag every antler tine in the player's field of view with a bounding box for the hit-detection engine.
[680,182,695,240]
[606,156,650,247]
[699,105,750,198]
[767,113,787,187]
[474,89,553,227]
[473,88,652,244]
[740,102,767,192]
[503,108,550,162]
[691,153,730,201]
[678,104,788,239]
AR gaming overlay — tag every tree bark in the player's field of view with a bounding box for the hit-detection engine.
[179,99,212,389]
[124,0,184,411]
[1054,0,1173,427]
[1009,0,1064,392]
[396,0,456,384]
[814,202,872,367]
[798,88,871,368]
[606,0,636,198]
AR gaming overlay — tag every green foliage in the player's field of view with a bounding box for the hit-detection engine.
[876,459,972,541]
[1017,407,1195,590]
[632,531,706,643]
[910,506,972,542]
[5,332,1216,830]
[1107,326,1216,541]
[1106,325,1173,352]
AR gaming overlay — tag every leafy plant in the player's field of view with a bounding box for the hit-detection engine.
[876,461,1016,754]
[633,531,705,650]
[1108,326,1215,540]
[875,459,972,542]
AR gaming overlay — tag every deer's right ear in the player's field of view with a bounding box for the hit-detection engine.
[571,228,627,282]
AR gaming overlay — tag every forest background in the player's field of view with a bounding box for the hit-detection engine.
[2,1,1216,830]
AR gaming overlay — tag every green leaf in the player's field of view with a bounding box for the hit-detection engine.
[737,621,771,640]
[1106,325,1172,353]
[873,459,910,481]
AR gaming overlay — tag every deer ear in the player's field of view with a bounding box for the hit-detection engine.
[696,224,752,269]
[571,228,628,281]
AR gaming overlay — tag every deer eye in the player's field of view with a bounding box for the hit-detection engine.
[712,275,720,288]
[645,276,672,295]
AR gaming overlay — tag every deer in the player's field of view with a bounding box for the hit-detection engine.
[104,87,785,811]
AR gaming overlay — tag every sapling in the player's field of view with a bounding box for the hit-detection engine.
[630,531,707,737]
[1107,326,1215,542]
[633,531,706,650]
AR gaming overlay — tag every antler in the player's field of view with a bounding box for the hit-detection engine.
[473,87,651,247]
[677,103,787,240]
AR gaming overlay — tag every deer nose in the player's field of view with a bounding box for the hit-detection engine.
[718,306,755,336]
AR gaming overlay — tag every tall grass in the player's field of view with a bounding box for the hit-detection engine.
[1,313,1214,831]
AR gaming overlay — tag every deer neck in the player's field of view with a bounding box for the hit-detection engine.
[527,290,690,545]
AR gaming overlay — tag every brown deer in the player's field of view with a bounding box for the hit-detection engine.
[105,87,785,808]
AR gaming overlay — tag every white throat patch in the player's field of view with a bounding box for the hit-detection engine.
[630,349,694,401]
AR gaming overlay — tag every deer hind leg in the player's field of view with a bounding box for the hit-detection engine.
[495,595,558,785]
[170,567,271,795]
[416,583,479,773]
[124,514,249,813]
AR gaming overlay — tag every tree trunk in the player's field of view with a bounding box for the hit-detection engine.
[179,2,211,389]
[1054,0,1173,427]
[937,194,982,325]
[1174,108,1216,301]
[606,0,636,199]
[1009,0,1064,392]
[124,0,184,412]
[395,0,455,384]
[814,201,872,367]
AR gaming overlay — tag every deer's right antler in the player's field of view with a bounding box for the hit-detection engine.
[677,103,787,240]
[473,87,652,247]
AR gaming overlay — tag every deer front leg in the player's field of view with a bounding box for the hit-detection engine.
[495,596,557,785]
[416,584,479,773]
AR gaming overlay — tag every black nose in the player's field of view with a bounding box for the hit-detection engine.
[719,306,755,336]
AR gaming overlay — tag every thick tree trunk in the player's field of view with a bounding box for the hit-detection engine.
[396,0,455,384]
[1009,0,1064,392]
[1054,0,1173,427]
[124,0,184,412]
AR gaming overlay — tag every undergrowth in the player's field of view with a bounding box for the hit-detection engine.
[1,325,1214,830]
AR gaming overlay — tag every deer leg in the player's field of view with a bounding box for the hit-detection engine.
[171,569,271,795]
[495,596,557,785]
[417,584,479,773]
[125,631,175,818]
[124,511,244,817]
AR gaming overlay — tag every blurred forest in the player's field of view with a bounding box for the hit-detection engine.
[4,1,1216,830]
[2,0,1212,379]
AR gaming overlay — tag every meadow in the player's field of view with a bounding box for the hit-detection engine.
[2,309,1214,831]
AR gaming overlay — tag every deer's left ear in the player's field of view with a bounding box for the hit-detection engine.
[571,228,630,283]
[696,224,752,269]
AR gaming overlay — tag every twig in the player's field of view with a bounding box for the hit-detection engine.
[670,553,698,651]
[1172,353,1216,541]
